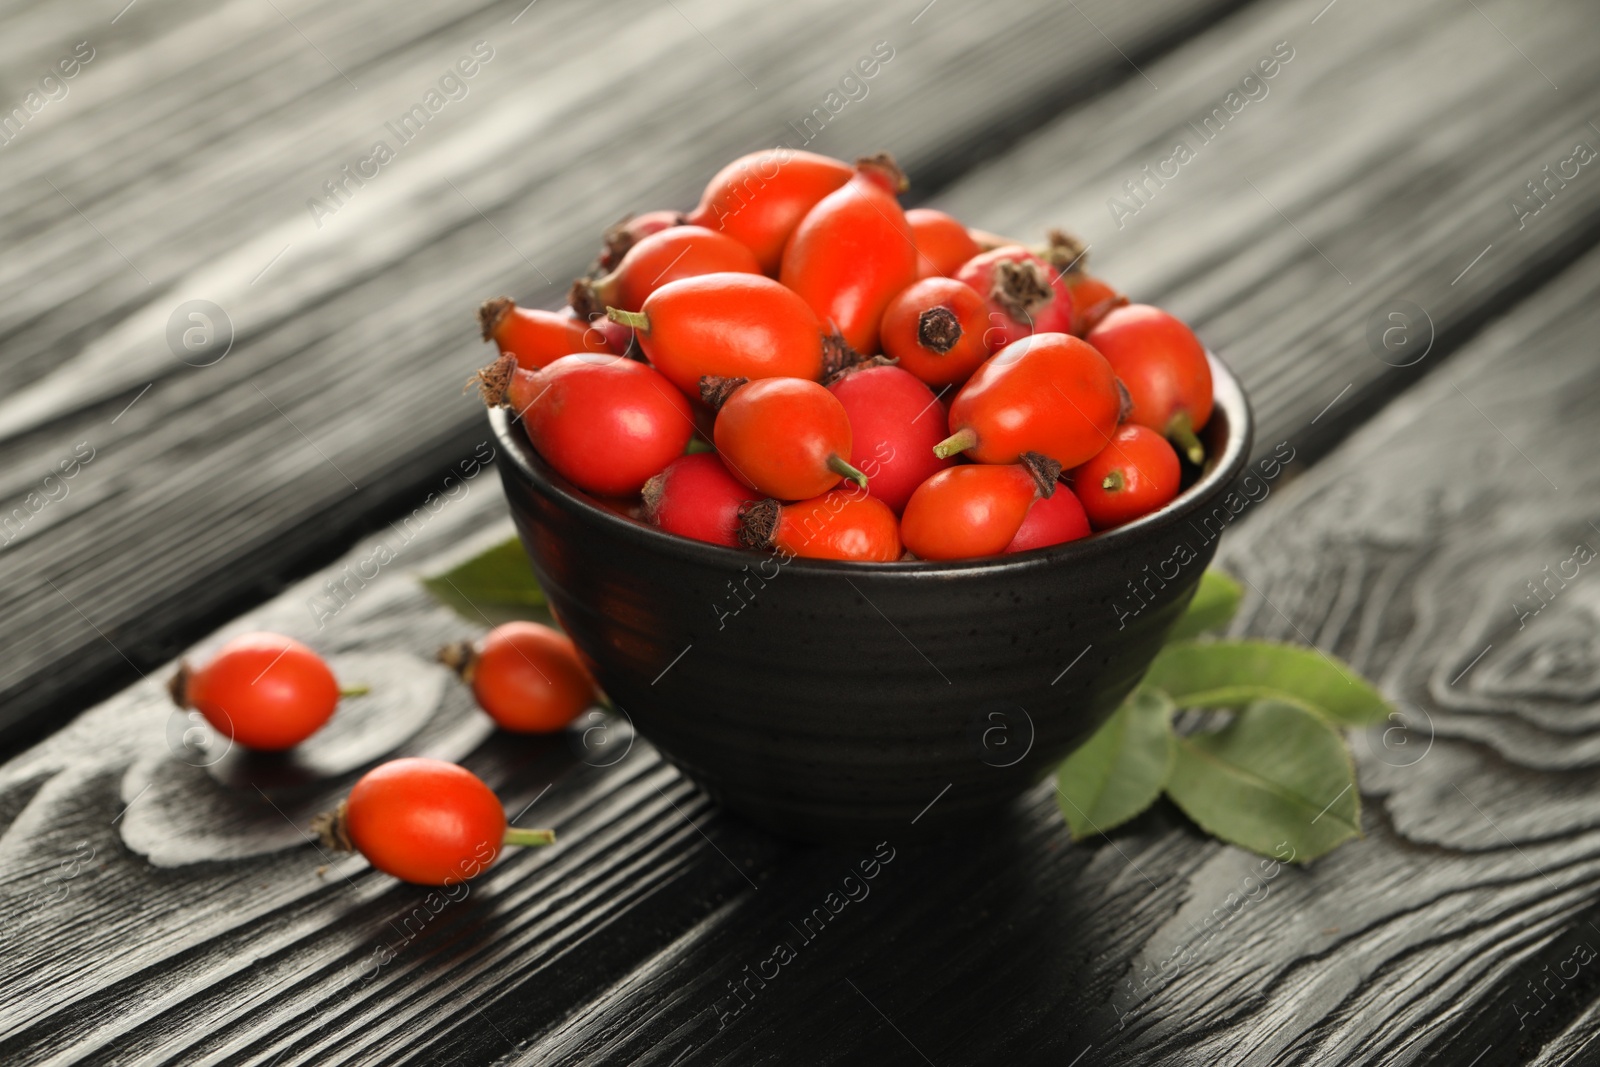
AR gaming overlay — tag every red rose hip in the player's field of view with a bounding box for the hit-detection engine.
[607,273,825,395]
[955,245,1073,347]
[168,632,342,751]
[1072,424,1182,530]
[485,352,693,497]
[906,207,982,278]
[712,377,866,500]
[827,362,952,514]
[1005,485,1091,553]
[738,490,902,561]
[687,148,853,272]
[936,333,1121,468]
[326,758,556,886]
[779,154,918,355]
[570,225,760,318]
[479,298,609,370]
[440,621,597,733]
[901,456,1060,561]
[642,452,758,546]
[1087,304,1213,463]
[879,277,993,388]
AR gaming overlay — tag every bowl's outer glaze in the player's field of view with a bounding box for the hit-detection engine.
[492,355,1252,841]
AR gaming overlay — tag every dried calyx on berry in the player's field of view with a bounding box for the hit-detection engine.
[855,152,909,194]
[567,277,604,321]
[822,331,874,379]
[311,800,353,852]
[916,305,963,353]
[472,354,516,408]
[698,375,749,411]
[990,257,1054,322]
[436,640,479,684]
[1018,451,1063,498]
[1040,229,1089,275]
[823,354,898,387]
[477,297,515,342]
[736,498,782,550]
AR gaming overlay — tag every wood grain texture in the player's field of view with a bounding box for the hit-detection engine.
[0,0,1252,744]
[6,0,1600,1063]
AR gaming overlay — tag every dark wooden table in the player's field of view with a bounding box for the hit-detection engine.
[5,0,1600,1062]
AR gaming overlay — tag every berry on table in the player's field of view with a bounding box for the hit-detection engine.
[439,621,598,734]
[314,757,556,886]
[168,632,349,751]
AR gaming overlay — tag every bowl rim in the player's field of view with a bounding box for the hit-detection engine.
[491,351,1254,577]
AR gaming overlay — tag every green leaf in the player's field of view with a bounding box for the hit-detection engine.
[1055,688,1175,840]
[1165,698,1359,862]
[1143,640,1391,726]
[421,537,550,626]
[1167,569,1242,641]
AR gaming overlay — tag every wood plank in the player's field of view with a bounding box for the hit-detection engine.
[0,0,1253,745]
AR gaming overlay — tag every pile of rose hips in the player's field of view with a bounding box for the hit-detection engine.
[478,149,1215,562]
[168,623,596,885]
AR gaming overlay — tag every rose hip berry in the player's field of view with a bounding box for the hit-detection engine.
[570,225,761,318]
[901,455,1061,560]
[827,362,952,514]
[738,491,902,561]
[642,452,758,547]
[1072,424,1181,529]
[483,352,692,497]
[955,245,1073,347]
[712,377,867,500]
[936,333,1121,468]
[1087,304,1213,464]
[479,298,609,370]
[599,209,686,271]
[316,758,556,886]
[1040,231,1126,336]
[439,621,597,733]
[607,273,824,396]
[1005,484,1091,553]
[879,277,993,388]
[168,632,344,751]
[687,148,853,273]
[779,154,918,355]
[906,207,982,278]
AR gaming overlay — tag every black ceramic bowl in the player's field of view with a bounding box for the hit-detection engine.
[492,354,1251,842]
